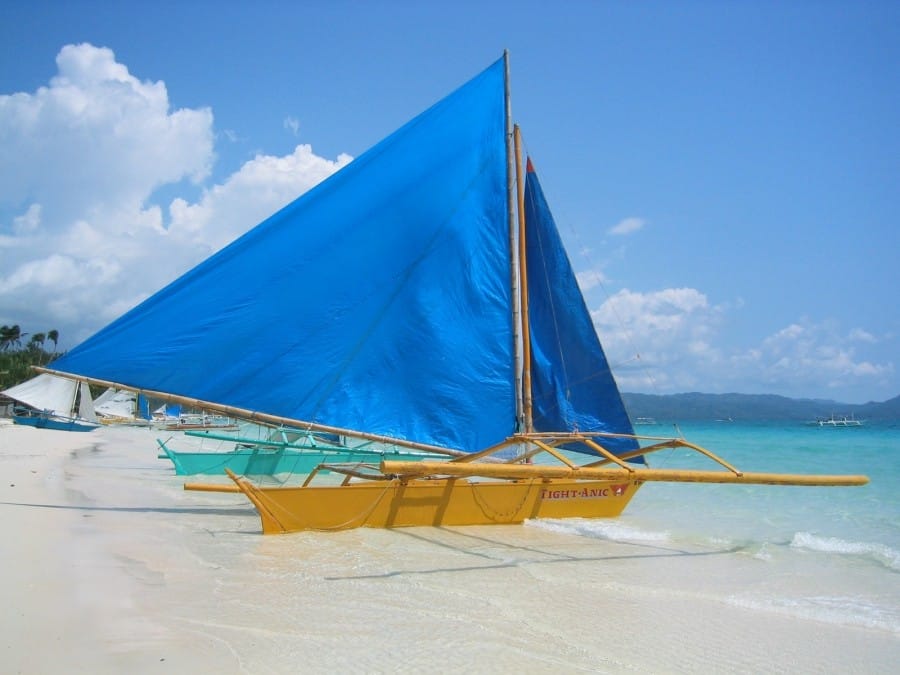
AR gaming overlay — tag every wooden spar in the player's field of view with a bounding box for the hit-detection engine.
[503,49,524,432]
[183,481,241,493]
[514,124,533,433]
[381,460,869,487]
[32,366,463,457]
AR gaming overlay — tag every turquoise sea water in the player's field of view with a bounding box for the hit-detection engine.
[531,420,900,634]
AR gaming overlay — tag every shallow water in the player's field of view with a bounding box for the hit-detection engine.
[30,423,900,672]
[538,421,900,635]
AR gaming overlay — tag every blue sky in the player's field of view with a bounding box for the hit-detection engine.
[1,1,897,403]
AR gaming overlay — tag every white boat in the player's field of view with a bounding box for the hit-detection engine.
[811,413,864,427]
[94,387,153,425]
[3,373,100,432]
[633,417,659,425]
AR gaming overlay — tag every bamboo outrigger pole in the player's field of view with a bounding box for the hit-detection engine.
[380,460,869,487]
[33,366,463,456]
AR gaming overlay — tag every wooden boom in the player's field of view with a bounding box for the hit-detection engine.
[381,460,869,487]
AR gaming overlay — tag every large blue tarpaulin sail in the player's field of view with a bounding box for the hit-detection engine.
[52,59,515,452]
[52,57,640,459]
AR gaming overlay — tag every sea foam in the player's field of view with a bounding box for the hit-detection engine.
[527,517,670,543]
[790,532,900,571]
[726,593,900,634]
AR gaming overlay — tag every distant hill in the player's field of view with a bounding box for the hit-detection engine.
[621,392,900,422]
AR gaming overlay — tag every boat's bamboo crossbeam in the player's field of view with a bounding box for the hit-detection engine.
[450,437,518,464]
[531,439,578,468]
[505,445,543,464]
[581,438,635,471]
[672,439,743,475]
[316,464,391,481]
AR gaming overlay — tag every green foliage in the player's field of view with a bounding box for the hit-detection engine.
[0,325,62,390]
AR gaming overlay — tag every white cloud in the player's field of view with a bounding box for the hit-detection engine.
[0,43,351,348]
[608,217,645,236]
[0,44,214,225]
[751,319,894,392]
[591,287,722,392]
[576,269,606,292]
[593,290,895,399]
[168,144,352,251]
[848,328,876,343]
[284,116,300,136]
[12,204,41,234]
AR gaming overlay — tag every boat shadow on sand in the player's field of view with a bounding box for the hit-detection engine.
[323,526,746,580]
[0,500,253,518]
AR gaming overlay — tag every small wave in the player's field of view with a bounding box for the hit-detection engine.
[791,532,900,571]
[526,518,670,544]
[727,594,900,634]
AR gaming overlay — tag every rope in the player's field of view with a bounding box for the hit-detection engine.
[470,478,535,521]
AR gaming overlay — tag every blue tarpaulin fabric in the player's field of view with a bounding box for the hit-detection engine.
[52,59,514,452]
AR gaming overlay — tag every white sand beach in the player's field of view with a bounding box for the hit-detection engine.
[1,422,897,674]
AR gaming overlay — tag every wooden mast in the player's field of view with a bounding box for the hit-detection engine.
[503,49,525,430]
[514,124,533,432]
[504,50,525,433]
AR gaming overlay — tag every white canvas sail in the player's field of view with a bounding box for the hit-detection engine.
[94,388,137,419]
[3,373,78,416]
[78,381,97,422]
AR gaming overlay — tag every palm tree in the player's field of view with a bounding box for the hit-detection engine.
[28,333,45,365]
[1,325,25,351]
[48,329,59,353]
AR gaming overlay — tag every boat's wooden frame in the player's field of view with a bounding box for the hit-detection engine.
[184,431,867,533]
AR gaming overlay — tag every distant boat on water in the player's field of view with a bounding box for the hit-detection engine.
[810,413,864,428]
[633,417,659,425]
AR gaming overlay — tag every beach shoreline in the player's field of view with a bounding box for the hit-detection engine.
[2,422,897,673]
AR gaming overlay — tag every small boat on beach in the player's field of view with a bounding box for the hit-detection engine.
[4,373,100,432]
[94,387,153,426]
[160,412,239,431]
[40,53,868,533]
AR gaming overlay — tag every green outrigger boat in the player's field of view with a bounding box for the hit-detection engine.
[157,426,448,476]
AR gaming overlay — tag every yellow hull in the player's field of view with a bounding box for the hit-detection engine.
[230,476,642,533]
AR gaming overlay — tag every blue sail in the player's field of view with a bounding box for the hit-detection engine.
[137,393,151,420]
[524,158,641,459]
[51,59,515,453]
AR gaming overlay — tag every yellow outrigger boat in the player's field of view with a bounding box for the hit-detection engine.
[42,53,867,533]
[183,433,864,534]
